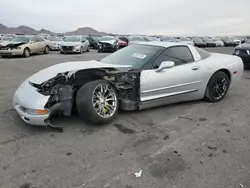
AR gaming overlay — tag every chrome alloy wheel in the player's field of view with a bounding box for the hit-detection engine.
[92,84,117,118]
[210,76,228,100]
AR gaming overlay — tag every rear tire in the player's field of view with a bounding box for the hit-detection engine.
[23,48,30,58]
[86,46,90,52]
[204,71,230,102]
[60,51,64,54]
[76,80,118,124]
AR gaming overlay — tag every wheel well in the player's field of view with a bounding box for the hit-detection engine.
[217,69,231,82]
[24,47,30,51]
[23,47,30,54]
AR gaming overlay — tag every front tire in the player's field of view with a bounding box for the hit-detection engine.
[76,80,118,124]
[112,45,117,52]
[79,47,83,54]
[98,48,102,53]
[86,46,90,52]
[23,48,30,58]
[44,46,49,54]
[60,51,64,54]
[204,71,230,102]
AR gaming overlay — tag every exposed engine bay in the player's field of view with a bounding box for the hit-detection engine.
[30,68,141,120]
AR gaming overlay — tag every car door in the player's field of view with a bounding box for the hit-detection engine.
[37,36,46,51]
[29,36,39,53]
[140,45,204,109]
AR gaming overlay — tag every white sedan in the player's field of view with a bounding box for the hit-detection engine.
[13,42,243,131]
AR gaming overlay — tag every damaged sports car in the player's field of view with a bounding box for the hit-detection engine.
[13,42,243,131]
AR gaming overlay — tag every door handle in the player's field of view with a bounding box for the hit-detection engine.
[192,66,200,70]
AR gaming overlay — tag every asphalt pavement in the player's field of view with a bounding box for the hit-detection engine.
[0,47,250,188]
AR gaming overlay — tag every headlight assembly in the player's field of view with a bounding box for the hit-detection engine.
[74,45,81,49]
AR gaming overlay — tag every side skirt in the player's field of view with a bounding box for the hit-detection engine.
[139,89,200,110]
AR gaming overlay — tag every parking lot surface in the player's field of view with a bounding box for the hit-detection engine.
[0,47,250,188]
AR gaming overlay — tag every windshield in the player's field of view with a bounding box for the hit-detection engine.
[99,36,115,41]
[10,36,30,43]
[3,37,12,41]
[181,38,191,41]
[194,38,203,42]
[128,36,145,41]
[101,44,163,69]
[204,39,213,42]
[64,36,81,42]
[49,37,62,41]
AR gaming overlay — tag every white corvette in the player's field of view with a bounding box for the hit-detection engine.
[13,42,243,131]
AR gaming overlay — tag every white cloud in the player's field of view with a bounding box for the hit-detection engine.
[1,0,249,35]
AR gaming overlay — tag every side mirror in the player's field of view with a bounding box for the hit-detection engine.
[155,61,175,72]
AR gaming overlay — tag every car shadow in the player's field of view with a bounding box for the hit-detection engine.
[4,100,207,135]
[0,52,48,59]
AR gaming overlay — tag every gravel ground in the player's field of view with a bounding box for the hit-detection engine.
[0,47,250,188]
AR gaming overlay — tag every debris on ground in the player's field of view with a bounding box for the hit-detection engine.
[135,170,142,178]
[179,116,193,121]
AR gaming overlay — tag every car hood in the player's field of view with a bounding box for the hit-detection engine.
[99,40,116,44]
[0,41,28,47]
[235,43,250,50]
[28,60,131,84]
[61,42,81,46]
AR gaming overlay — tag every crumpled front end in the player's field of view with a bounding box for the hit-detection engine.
[13,76,74,130]
[13,80,50,126]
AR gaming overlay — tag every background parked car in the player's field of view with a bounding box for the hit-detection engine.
[86,36,99,49]
[145,36,161,41]
[235,36,247,44]
[230,37,241,45]
[118,36,129,44]
[193,38,206,48]
[60,36,89,54]
[0,35,49,58]
[179,37,194,45]
[233,39,250,68]
[202,38,216,47]
[116,37,128,49]
[48,36,63,51]
[0,36,13,44]
[128,36,148,45]
[161,36,180,42]
[213,38,224,47]
[97,36,118,52]
[222,38,237,47]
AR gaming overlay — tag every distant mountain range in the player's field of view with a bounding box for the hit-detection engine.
[0,23,111,36]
